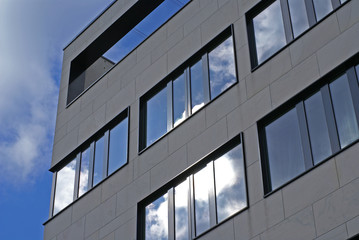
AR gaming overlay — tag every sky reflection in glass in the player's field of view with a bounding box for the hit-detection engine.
[209,37,236,99]
[145,194,168,240]
[190,60,205,114]
[288,0,309,37]
[330,74,359,148]
[214,144,246,222]
[108,117,128,175]
[253,0,286,64]
[304,92,332,164]
[194,165,211,236]
[356,65,359,83]
[93,136,104,186]
[175,180,189,240]
[53,159,76,215]
[146,87,167,146]
[79,147,90,197]
[173,74,186,127]
[313,0,333,21]
[265,108,305,190]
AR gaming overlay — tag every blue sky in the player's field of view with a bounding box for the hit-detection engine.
[0,0,113,239]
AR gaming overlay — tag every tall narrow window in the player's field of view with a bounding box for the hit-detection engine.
[78,147,91,197]
[313,0,333,21]
[145,194,168,240]
[175,179,190,240]
[93,136,105,186]
[208,36,237,99]
[190,60,205,113]
[108,117,128,175]
[288,0,309,37]
[173,74,186,127]
[252,0,286,64]
[53,159,76,215]
[330,74,359,148]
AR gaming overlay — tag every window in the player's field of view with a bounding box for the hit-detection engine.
[51,107,129,216]
[67,0,190,105]
[247,0,348,68]
[139,27,237,152]
[259,62,359,194]
[138,134,247,239]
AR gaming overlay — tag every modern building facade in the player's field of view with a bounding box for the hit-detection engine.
[44,0,359,239]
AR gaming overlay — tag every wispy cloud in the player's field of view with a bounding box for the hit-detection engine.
[0,0,113,186]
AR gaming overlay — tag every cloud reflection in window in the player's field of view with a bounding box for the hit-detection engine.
[175,179,189,240]
[145,193,169,240]
[78,147,90,197]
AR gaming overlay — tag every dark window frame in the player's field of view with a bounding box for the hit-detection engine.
[138,25,239,153]
[49,107,130,218]
[258,53,359,195]
[246,0,349,70]
[137,133,248,240]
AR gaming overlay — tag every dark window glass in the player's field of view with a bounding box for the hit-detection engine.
[146,87,167,146]
[356,65,359,83]
[288,0,309,37]
[313,0,333,21]
[173,74,186,127]
[145,194,168,240]
[304,92,332,164]
[253,0,286,64]
[214,143,246,222]
[190,60,205,113]
[53,159,76,215]
[265,108,306,190]
[108,117,128,175]
[330,74,359,148]
[208,36,237,99]
[194,165,211,236]
[175,179,189,240]
[79,147,91,197]
[93,136,105,186]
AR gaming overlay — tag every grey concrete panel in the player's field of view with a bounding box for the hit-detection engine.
[313,178,359,235]
[85,231,99,240]
[260,207,316,240]
[246,49,292,99]
[233,17,248,50]
[53,123,68,145]
[270,54,320,108]
[51,126,79,168]
[236,45,251,82]
[67,101,93,133]
[44,206,72,240]
[234,191,284,240]
[57,217,85,240]
[121,54,151,89]
[114,218,136,240]
[78,104,106,146]
[100,232,114,240]
[150,145,188,191]
[317,21,359,77]
[237,0,261,16]
[347,215,359,238]
[128,129,138,162]
[106,51,136,88]
[72,186,102,223]
[289,14,340,67]
[282,160,339,218]
[336,0,359,32]
[241,124,259,167]
[187,117,228,166]
[198,219,235,240]
[246,160,264,206]
[316,224,348,240]
[335,142,359,187]
[136,27,167,63]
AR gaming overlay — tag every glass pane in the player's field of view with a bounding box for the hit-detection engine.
[194,165,211,236]
[53,159,76,215]
[313,0,333,21]
[356,65,359,84]
[93,136,105,186]
[253,0,286,64]
[330,74,359,148]
[340,0,348,3]
[175,180,189,240]
[190,60,205,113]
[265,108,306,190]
[288,0,309,37]
[108,117,128,175]
[173,74,186,127]
[145,194,168,240]
[304,92,332,164]
[146,87,167,146]
[208,36,237,99]
[214,143,247,222]
[79,147,91,197]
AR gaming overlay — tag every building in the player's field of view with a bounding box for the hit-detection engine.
[43,0,359,239]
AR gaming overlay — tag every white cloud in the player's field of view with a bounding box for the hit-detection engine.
[0,0,113,186]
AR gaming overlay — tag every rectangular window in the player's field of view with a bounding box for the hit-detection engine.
[67,0,190,105]
[247,0,347,68]
[139,27,237,152]
[259,63,359,194]
[138,134,247,239]
[51,107,129,216]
